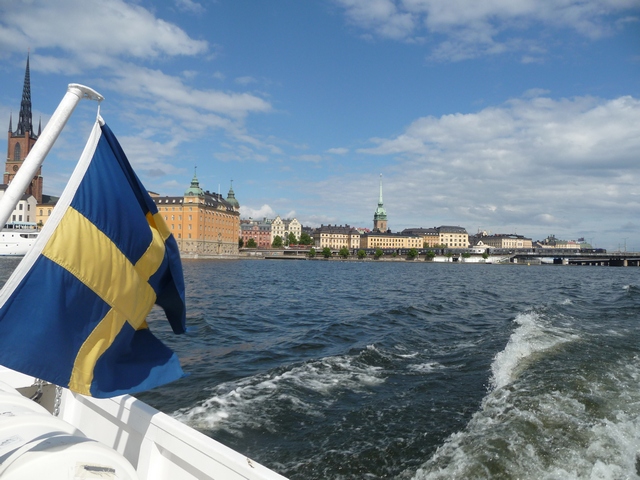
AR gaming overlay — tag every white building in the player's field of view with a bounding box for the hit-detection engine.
[271,216,302,244]
[0,186,37,226]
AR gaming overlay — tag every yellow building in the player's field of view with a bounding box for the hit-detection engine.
[153,173,240,256]
[437,226,469,248]
[313,224,361,249]
[401,228,440,247]
[360,232,422,250]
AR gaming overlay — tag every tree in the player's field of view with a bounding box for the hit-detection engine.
[238,237,244,248]
[272,235,283,248]
[299,232,313,245]
[407,248,418,260]
[482,251,489,260]
[462,252,471,259]
[374,248,383,259]
[339,246,350,259]
[357,249,366,259]
[247,238,257,248]
[287,232,297,245]
[308,247,316,258]
[425,250,435,261]
[322,247,332,258]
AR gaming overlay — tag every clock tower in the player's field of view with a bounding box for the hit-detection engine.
[5,53,43,204]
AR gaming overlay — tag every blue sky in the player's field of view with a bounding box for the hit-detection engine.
[1,0,639,250]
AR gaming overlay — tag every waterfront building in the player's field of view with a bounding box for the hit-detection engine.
[154,173,240,255]
[0,186,36,224]
[473,233,532,250]
[312,224,361,250]
[536,235,580,250]
[5,54,44,206]
[402,226,469,248]
[240,218,273,249]
[437,226,469,248]
[360,232,422,250]
[271,215,301,245]
[373,174,388,232]
[35,194,59,227]
[401,228,440,247]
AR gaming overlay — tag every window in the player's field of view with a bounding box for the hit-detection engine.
[13,143,21,161]
[19,204,23,211]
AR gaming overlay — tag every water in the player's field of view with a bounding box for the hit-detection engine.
[4,257,640,479]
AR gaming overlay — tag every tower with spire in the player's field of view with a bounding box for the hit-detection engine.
[225,180,240,211]
[373,174,388,232]
[5,53,43,204]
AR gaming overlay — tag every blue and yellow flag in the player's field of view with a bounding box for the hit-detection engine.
[0,117,186,398]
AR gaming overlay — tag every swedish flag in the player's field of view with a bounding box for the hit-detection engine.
[0,117,186,398]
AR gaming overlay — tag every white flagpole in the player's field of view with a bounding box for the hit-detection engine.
[0,83,104,229]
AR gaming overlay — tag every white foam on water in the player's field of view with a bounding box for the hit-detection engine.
[410,327,640,480]
[409,362,444,373]
[490,311,578,390]
[173,352,385,433]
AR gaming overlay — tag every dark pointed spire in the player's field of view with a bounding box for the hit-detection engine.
[8,111,12,133]
[16,53,33,137]
[38,116,41,136]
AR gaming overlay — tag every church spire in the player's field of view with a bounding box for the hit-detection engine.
[373,173,388,232]
[16,52,33,137]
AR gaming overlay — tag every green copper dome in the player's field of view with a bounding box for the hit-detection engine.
[184,169,204,196]
[226,181,239,209]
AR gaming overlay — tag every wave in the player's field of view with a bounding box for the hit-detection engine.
[173,350,386,434]
[409,309,640,480]
[490,311,578,390]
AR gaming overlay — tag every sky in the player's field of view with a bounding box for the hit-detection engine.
[1,0,639,251]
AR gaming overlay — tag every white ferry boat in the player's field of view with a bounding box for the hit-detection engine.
[0,223,39,256]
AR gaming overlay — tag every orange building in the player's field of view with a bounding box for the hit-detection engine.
[153,173,240,256]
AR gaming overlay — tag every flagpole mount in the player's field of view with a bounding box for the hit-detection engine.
[68,84,104,103]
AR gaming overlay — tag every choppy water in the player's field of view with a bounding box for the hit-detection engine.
[5,257,640,479]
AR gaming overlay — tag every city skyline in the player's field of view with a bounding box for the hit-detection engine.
[0,1,639,251]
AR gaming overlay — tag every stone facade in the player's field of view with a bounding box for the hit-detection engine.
[401,228,440,247]
[437,226,469,248]
[313,224,361,250]
[154,175,240,256]
[271,216,301,245]
[241,218,273,248]
[474,234,532,249]
[0,187,36,225]
[360,232,422,250]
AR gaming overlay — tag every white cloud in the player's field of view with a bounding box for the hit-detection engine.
[0,0,277,164]
[240,204,277,220]
[0,0,207,63]
[333,0,639,60]
[300,92,640,248]
[327,147,349,155]
[175,0,205,14]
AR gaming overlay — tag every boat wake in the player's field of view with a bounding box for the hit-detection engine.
[410,308,640,480]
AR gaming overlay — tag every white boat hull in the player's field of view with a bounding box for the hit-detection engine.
[0,230,39,256]
[0,366,287,480]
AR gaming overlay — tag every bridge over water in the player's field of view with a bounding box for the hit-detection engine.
[512,251,640,267]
